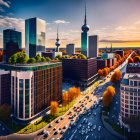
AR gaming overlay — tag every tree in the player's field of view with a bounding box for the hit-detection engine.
[102,86,115,107]
[115,54,121,61]
[46,57,51,61]
[27,58,36,63]
[41,57,46,62]
[62,55,70,58]
[0,104,11,122]
[128,57,134,64]
[111,70,122,84]
[77,54,87,59]
[35,54,41,62]
[8,52,29,64]
[98,69,103,77]
[62,92,69,106]
[50,101,58,115]
[54,54,62,60]
[133,56,140,63]
[70,55,78,59]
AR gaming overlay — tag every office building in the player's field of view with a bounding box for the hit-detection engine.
[116,50,124,58]
[66,44,75,56]
[3,29,21,62]
[101,52,114,59]
[97,59,107,70]
[61,58,97,87]
[0,61,62,122]
[88,35,99,58]
[127,63,140,73]
[81,4,89,57]
[120,64,140,131]
[25,17,46,58]
[0,70,11,106]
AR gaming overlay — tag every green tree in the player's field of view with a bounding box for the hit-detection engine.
[54,54,62,60]
[41,57,46,62]
[78,54,87,59]
[27,58,36,63]
[46,57,51,61]
[35,54,41,62]
[8,52,29,64]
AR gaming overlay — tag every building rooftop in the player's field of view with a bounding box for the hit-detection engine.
[127,63,140,67]
[0,61,62,71]
[121,73,140,85]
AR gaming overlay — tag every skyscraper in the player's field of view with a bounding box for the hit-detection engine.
[3,29,21,62]
[88,35,99,58]
[81,3,89,57]
[55,26,60,52]
[66,44,75,56]
[25,17,46,58]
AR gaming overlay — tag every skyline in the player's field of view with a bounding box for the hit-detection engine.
[1,0,140,48]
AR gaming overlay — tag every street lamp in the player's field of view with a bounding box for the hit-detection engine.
[10,114,13,129]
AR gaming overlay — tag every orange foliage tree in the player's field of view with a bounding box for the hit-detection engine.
[111,70,122,84]
[128,57,134,64]
[50,101,58,115]
[115,54,121,61]
[62,87,81,107]
[102,86,115,107]
[133,56,140,63]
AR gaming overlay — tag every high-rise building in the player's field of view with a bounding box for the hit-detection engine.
[88,35,99,58]
[120,64,140,131]
[0,61,62,122]
[66,44,75,56]
[3,29,21,62]
[55,27,60,52]
[81,3,89,57]
[25,17,46,58]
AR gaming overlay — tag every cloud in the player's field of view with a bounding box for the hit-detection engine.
[0,16,24,31]
[100,39,140,43]
[7,12,14,16]
[54,20,70,24]
[0,0,10,8]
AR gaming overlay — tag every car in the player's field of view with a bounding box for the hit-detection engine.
[93,125,96,130]
[98,126,101,131]
[69,116,73,119]
[53,127,56,131]
[60,117,64,120]
[56,119,60,123]
[63,125,67,129]
[79,101,81,103]
[85,103,87,105]
[60,130,64,134]
[54,130,59,135]
[48,124,53,128]
[84,107,87,110]
[94,113,96,116]
[43,131,49,139]
[59,128,61,130]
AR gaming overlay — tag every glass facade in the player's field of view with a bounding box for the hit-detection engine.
[25,18,45,58]
[81,32,88,57]
[25,79,29,118]
[3,29,21,61]
[19,79,23,118]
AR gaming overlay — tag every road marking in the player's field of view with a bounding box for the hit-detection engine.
[69,129,77,140]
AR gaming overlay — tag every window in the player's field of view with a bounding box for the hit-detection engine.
[134,106,137,110]
[125,109,128,112]
[130,110,133,114]
[134,101,137,105]
[125,100,128,103]
[130,101,133,104]
[134,111,137,115]
[125,105,128,108]
[138,102,140,105]
[130,92,133,95]
[130,106,133,109]
[130,96,133,100]
[134,97,137,101]
[125,87,129,91]
[125,96,128,99]
[130,81,133,86]
[134,81,137,86]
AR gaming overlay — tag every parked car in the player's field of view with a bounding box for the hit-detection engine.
[48,124,53,128]
[98,126,101,131]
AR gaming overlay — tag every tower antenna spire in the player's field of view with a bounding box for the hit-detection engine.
[84,1,87,25]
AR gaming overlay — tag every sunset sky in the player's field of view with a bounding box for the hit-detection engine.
[0,0,140,48]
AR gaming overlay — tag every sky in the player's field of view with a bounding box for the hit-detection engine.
[1,0,140,48]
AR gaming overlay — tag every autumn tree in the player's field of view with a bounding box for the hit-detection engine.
[128,57,134,64]
[111,70,122,84]
[115,54,121,61]
[0,104,11,122]
[133,56,140,63]
[50,101,58,115]
[98,69,103,77]
[102,86,115,107]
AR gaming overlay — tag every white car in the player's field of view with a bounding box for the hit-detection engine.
[93,125,96,130]
[98,126,101,131]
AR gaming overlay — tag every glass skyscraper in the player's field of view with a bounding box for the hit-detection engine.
[3,29,21,62]
[81,3,89,57]
[25,17,46,58]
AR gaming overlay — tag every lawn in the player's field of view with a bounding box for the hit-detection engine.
[3,100,76,134]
